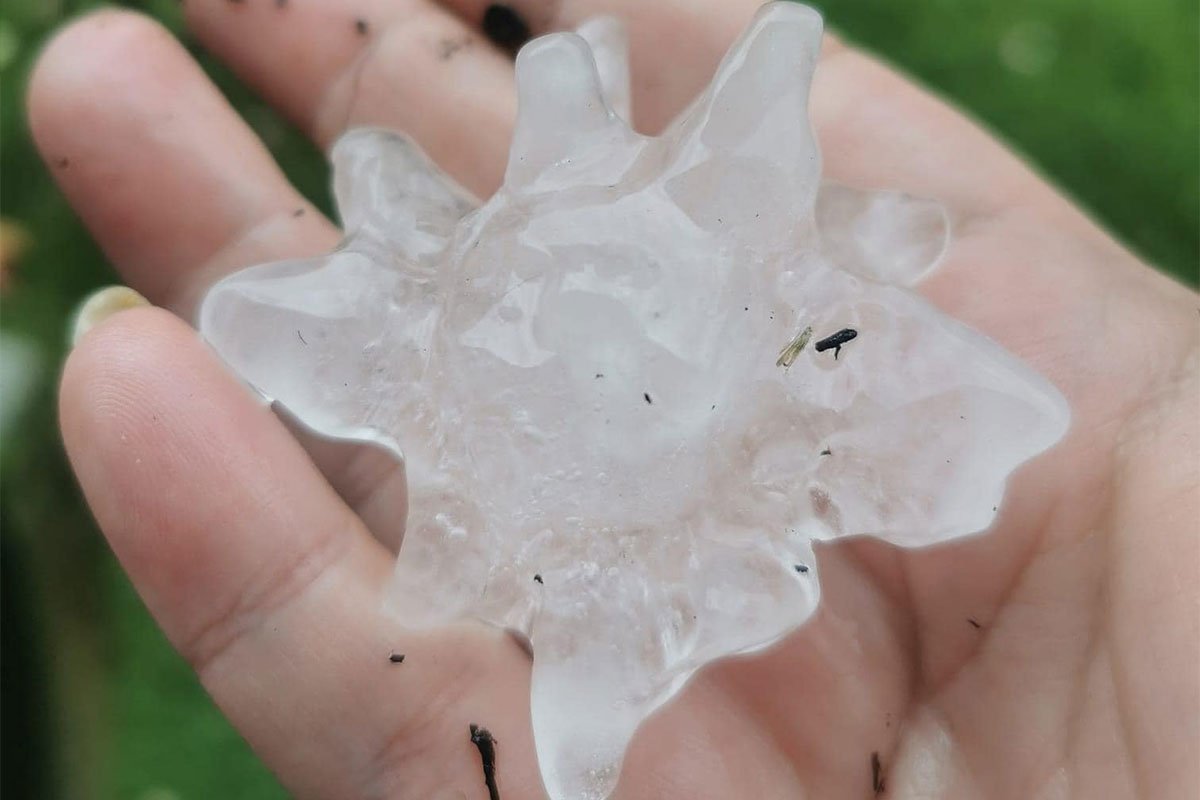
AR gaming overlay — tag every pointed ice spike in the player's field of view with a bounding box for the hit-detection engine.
[505,32,644,193]
[662,2,824,239]
[529,573,677,800]
[331,129,476,264]
[199,247,437,458]
[816,184,950,286]
[575,17,632,122]
[532,657,640,800]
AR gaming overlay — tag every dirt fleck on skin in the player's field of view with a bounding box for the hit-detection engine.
[438,37,474,61]
[482,4,531,55]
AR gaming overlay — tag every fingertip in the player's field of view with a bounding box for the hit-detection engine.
[59,304,193,463]
[28,9,179,163]
[59,306,201,564]
[69,285,151,347]
[61,302,176,405]
[27,5,321,314]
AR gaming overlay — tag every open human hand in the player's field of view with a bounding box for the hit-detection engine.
[32,1,1197,797]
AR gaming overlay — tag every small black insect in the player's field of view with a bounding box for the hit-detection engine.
[814,328,858,359]
[643,392,653,405]
[470,724,501,800]
[533,574,543,584]
[871,751,886,795]
[482,4,531,55]
[820,447,832,456]
[388,652,405,663]
[793,563,809,574]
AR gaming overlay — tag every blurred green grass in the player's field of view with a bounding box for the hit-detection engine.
[0,1,1195,798]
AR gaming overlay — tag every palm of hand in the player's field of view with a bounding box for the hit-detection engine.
[32,1,1197,798]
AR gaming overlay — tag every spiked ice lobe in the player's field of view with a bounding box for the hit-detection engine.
[199,4,1069,798]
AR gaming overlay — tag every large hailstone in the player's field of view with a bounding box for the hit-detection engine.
[199,4,1069,798]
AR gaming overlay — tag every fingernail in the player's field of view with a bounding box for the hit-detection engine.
[70,286,149,347]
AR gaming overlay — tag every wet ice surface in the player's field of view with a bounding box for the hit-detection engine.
[199,4,1069,797]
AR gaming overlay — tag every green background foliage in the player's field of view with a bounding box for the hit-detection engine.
[0,1,1195,798]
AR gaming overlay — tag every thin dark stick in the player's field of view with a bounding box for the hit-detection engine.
[470,724,501,800]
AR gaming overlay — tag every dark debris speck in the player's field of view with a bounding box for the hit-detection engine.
[643,392,653,405]
[388,652,405,663]
[871,751,885,795]
[438,36,473,60]
[815,328,858,359]
[354,18,370,36]
[482,4,531,55]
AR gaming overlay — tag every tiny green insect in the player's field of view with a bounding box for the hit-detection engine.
[776,325,813,368]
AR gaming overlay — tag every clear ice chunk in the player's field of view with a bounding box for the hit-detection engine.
[199,4,1069,798]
